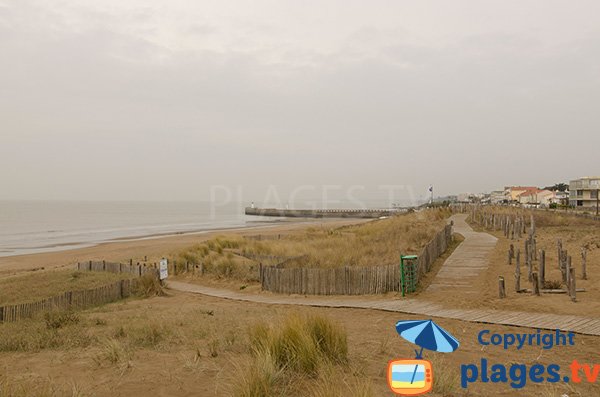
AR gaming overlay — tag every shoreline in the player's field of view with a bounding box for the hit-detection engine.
[0,217,371,275]
[0,219,294,258]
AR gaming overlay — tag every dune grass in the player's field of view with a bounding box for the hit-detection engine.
[0,270,135,305]
[248,313,348,375]
[134,272,166,298]
[172,208,451,280]
[470,205,598,228]
[234,313,373,397]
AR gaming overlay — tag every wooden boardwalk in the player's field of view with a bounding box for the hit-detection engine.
[168,281,600,336]
[425,214,497,294]
[167,213,600,336]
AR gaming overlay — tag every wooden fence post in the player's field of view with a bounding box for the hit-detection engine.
[557,239,562,270]
[581,248,587,280]
[569,267,576,302]
[498,276,506,298]
[566,255,572,286]
[515,249,521,292]
[539,249,545,287]
[532,272,540,296]
[527,240,533,282]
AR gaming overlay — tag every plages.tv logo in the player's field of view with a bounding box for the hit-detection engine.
[387,320,460,396]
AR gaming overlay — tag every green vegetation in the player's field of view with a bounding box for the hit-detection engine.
[0,270,135,305]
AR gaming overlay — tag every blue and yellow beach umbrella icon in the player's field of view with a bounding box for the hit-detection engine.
[387,320,459,396]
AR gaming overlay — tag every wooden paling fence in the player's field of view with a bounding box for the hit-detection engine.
[77,260,160,277]
[0,278,139,323]
[260,224,453,295]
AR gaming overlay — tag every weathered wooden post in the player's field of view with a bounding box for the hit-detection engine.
[499,276,506,298]
[581,248,587,280]
[569,267,576,302]
[515,249,521,292]
[508,244,514,265]
[559,249,567,282]
[557,239,563,270]
[532,272,540,296]
[539,249,546,287]
[566,255,572,286]
[526,240,533,282]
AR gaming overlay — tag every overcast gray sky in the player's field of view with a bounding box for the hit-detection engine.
[1,0,599,203]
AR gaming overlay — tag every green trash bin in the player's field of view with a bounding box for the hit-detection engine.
[400,255,418,296]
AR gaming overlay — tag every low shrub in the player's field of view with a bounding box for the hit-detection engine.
[248,313,348,375]
[44,311,80,329]
[233,350,283,397]
[135,273,165,298]
[544,279,563,289]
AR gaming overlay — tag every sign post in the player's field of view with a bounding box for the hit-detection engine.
[159,258,168,281]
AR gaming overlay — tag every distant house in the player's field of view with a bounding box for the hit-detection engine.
[569,177,600,208]
[490,190,507,204]
[554,191,569,206]
[536,190,556,206]
[457,193,472,203]
[505,186,538,202]
[517,189,541,205]
[515,189,555,207]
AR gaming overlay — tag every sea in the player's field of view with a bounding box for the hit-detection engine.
[0,198,420,258]
[0,200,279,257]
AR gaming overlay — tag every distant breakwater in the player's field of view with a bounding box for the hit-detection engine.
[244,207,405,219]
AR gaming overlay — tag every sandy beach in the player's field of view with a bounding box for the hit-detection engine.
[0,218,370,276]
